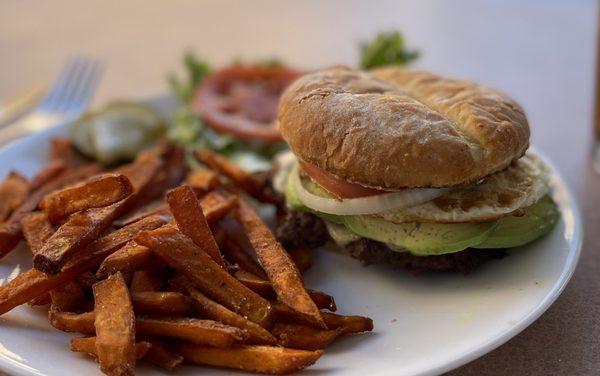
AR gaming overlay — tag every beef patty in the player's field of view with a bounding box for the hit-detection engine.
[276,210,506,274]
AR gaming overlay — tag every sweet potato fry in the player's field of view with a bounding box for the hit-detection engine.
[211,224,227,248]
[131,292,194,316]
[136,316,248,347]
[186,168,219,196]
[50,281,86,312]
[70,336,151,360]
[49,309,96,334]
[271,303,372,334]
[93,272,136,376]
[50,137,78,167]
[306,290,337,312]
[272,323,341,350]
[235,270,336,311]
[235,200,325,328]
[173,276,277,345]
[134,145,186,203]
[52,309,247,347]
[33,205,120,274]
[167,185,225,268]
[157,144,187,188]
[234,270,274,296]
[288,247,312,273]
[28,293,51,306]
[175,344,323,375]
[269,303,332,333]
[49,137,75,164]
[96,241,165,280]
[76,271,100,290]
[33,155,162,274]
[113,200,168,228]
[195,150,267,201]
[320,312,374,334]
[136,225,272,327]
[199,190,239,223]
[40,173,134,223]
[0,171,29,222]
[0,137,376,374]
[20,212,54,253]
[28,160,68,191]
[113,190,236,228]
[130,270,166,293]
[0,163,99,256]
[0,215,168,316]
[222,239,267,279]
[143,339,184,371]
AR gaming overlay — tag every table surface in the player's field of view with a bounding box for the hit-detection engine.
[1,1,599,375]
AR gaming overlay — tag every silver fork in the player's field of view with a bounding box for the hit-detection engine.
[0,57,103,146]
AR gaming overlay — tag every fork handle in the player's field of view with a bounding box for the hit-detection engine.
[0,113,66,148]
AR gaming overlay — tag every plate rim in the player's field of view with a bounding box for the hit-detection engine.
[0,95,583,376]
[421,145,583,376]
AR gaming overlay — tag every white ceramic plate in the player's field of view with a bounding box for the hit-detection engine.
[0,96,582,376]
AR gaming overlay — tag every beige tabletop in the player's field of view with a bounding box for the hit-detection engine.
[1,1,599,375]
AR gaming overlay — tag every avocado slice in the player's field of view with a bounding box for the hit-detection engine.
[342,216,497,255]
[474,195,559,249]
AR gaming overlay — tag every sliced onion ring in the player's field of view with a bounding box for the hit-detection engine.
[290,163,447,216]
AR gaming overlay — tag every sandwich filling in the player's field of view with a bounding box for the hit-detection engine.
[273,150,559,257]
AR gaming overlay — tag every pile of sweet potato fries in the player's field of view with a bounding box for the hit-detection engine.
[0,138,372,375]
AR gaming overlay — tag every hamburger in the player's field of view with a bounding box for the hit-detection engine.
[271,67,559,274]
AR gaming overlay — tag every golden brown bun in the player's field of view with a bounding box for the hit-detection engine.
[278,67,530,189]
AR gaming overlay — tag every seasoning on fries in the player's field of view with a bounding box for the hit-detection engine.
[135,225,273,327]
[166,185,226,268]
[93,272,137,376]
[173,275,277,345]
[40,173,134,224]
[236,200,326,328]
[272,323,342,350]
[71,336,151,360]
[130,269,166,293]
[195,149,265,199]
[143,339,184,371]
[136,316,249,347]
[33,154,162,274]
[0,214,168,315]
[131,292,194,316]
[175,344,323,375]
[0,171,29,222]
[222,238,268,279]
[0,138,372,375]
[49,281,86,312]
[20,211,54,253]
[96,241,163,280]
[185,168,219,196]
[0,163,100,256]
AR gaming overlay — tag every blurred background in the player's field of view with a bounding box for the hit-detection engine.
[0,1,598,375]
[0,0,596,189]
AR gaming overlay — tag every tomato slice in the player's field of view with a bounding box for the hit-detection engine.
[192,65,301,142]
[299,160,386,198]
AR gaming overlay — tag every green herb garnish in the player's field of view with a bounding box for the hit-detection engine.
[360,31,419,69]
[168,52,210,103]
